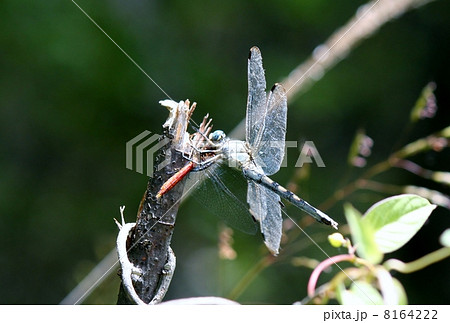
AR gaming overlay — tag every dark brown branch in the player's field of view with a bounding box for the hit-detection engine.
[117,100,195,304]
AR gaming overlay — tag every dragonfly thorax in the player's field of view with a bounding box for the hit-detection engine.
[209,130,253,169]
[221,139,253,170]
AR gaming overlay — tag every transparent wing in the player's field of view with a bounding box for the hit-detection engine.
[183,163,258,235]
[254,84,287,176]
[246,46,267,150]
[247,181,282,255]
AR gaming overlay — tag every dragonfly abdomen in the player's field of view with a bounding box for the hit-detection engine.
[259,176,310,212]
[242,167,338,229]
[243,167,294,201]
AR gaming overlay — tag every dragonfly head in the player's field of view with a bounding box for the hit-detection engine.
[209,130,227,144]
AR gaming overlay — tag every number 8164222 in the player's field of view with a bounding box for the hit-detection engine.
[384,309,438,320]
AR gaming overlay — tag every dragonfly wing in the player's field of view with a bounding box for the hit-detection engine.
[183,163,258,235]
[254,84,287,176]
[246,46,267,150]
[247,181,282,255]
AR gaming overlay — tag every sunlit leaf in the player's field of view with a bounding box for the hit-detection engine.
[392,278,408,305]
[335,283,348,305]
[351,281,384,305]
[403,186,450,209]
[344,203,382,264]
[376,267,407,305]
[336,281,383,305]
[362,194,436,253]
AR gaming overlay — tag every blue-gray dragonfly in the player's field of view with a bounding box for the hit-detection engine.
[159,47,338,255]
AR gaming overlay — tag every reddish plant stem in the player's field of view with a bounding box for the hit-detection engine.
[307,254,356,298]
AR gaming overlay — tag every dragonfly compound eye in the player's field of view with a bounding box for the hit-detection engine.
[209,130,226,143]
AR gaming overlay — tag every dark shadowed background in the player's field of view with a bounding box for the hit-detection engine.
[1,0,449,304]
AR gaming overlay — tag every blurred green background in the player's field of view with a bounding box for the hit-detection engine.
[1,0,449,304]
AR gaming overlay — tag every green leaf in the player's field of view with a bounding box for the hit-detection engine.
[335,283,348,305]
[351,281,384,305]
[392,278,408,305]
[336,277,407,305]
[362,194,436,253]
[336,281,383,305]
[403,186,450,209]
[344,203,382,264]
[439,229,450,247]
[376,267,408,305]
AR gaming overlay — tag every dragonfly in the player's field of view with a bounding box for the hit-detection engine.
[158,47,338,255]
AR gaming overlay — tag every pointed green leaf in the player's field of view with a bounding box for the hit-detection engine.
[362,194,436,253]
[392,278,408,305]
[376,267,408,305]
[335,283,349,305]
[350,281,384,305]
[344,203,382,264]
[336,281,383,305]
[335,282,348,305]
[404,186,450,209]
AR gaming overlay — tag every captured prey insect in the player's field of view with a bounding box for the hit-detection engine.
[158,47,338,255]
[156,112,216,200]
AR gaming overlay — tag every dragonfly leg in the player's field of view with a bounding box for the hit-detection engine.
[190,129,219,149]
[192,154,222,172]
[182,153,222,172]
[188,136,223,154]
[189,145,222,154]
